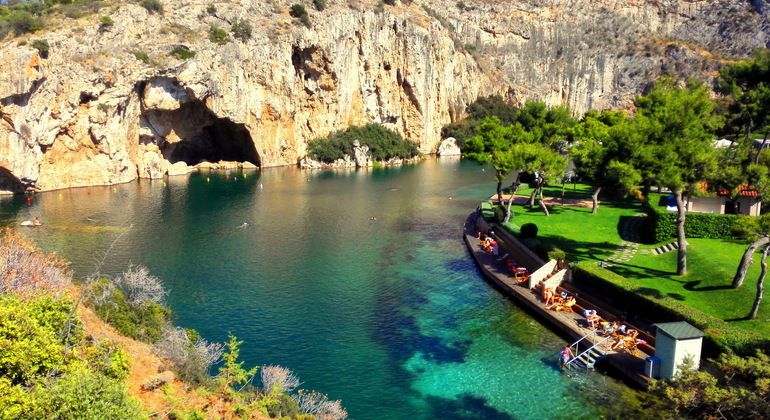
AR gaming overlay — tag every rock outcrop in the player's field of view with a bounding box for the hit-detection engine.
[437,137,461,156]
[0,0,767,193]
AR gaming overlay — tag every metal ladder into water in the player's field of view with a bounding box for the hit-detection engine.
[563,330,612,370]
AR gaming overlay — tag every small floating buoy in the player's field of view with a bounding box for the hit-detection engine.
[243,174,247,178]
[58,194,63,199]
[226,175,230,180]
[26,197,31,204]
[163,182,167,187]
[113,188,117,192]
[185,180,189,184]
[234,177,238,181]
[87,191,91,195]
[206,177,210,182]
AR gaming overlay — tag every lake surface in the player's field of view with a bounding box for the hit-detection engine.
[0,158,644,419]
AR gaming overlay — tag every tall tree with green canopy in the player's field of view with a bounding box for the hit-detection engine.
[462,116,521,203]
[570,110,641,213]
[633,78,721,275]
[716,49,770,159]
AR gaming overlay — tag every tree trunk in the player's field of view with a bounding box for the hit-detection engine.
[539,198,550,216]
[528,189,537,208]
[591,187,602,214]
[503,182,520,223]
[496,172,504,204]
[754,130,770,164]
[537,181,549,216]
[749,245,769,319]
[674,189,688,276]
[732,236,770,289]
[642,181,652,199]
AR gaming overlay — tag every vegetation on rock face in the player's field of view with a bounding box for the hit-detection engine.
[208,24,228,45]
[0,229,348,419]
[140,0,164,15]
[308,123,419,164]
[290,4,311,28]
[231,18,252,41]
[170,45,195,60]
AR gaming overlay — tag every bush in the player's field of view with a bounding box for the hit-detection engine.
[98,15,113,32]
[5,10,44,36]
[86,277,171,343]
[312,0,326,11]
[153,326,224,385]
[140,0,163,14]
[571,262,762,355]
[290,4,311,27]
[170,46,195,60]
[206,4,216,15]
[0,229,70,295]
[520,223,538,239]
[307,124,418,163]
[644,200,739,243]
[231,18,252,41]
[31,367,142,419]
[383,0,396,5]
[132,51,150,63]
[208,24,228,44]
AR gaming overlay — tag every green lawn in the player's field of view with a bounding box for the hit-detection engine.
[501,183,770,340]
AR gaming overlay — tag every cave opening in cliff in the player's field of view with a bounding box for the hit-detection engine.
[146,101,260,167]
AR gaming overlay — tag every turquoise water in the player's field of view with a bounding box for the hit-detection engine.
[0,158,642,419]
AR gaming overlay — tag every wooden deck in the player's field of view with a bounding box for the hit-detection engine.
[464,215,653,387]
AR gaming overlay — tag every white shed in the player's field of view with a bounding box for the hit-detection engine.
[653,321,706,379]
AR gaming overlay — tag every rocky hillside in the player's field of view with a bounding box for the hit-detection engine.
[0,0,767,192]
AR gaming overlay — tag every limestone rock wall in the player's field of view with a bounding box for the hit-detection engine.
[0,0,767,192]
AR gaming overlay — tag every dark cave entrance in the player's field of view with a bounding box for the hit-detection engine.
[143,101,260,167]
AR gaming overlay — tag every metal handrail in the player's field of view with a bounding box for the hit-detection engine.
[564,332,613,368]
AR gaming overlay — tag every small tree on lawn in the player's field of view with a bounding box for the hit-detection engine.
[570,110,640,213]
[632,78,720,276]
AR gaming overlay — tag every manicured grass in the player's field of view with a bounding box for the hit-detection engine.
[504,183,644,263]
[500,183,770,340]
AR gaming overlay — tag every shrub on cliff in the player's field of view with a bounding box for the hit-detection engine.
[312,0,326,11]
[170,46,195,60]
[290,4,311,27]
[231,18,252,40]
[308,124,419,163]
[140,0,164,14]
[208,24,228,45]
[31,39,49,58]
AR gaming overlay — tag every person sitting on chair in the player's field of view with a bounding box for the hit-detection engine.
[583,309,600,329]
[542,288,555,306]
[553,295,576,312]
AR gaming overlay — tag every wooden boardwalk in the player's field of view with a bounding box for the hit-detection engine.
[463,215,653,387]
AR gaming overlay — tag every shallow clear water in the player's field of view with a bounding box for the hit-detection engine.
[1,158,643,419]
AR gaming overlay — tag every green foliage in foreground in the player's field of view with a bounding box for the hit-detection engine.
[140,0,164,14]
[87,278,172,343]
[308,123,419,163]
[0,294,140,420]
[648,352,770,419]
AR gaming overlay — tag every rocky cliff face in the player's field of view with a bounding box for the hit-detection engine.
[0,0,767,193]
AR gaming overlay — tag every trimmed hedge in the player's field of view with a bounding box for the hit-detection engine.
[571,262,764,355]
[644,200,739,243]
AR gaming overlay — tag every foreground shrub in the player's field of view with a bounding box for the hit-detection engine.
[0,229,70,295]
[86,273,171,343]
[290,4,311,27]
[153,326,224,385]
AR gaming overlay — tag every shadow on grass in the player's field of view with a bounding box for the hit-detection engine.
[537,234,618,262]
[683,281,734,292]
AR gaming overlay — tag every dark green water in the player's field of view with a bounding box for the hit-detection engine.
[1,158,643,419]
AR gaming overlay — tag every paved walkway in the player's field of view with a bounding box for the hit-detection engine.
[602,213,647,267]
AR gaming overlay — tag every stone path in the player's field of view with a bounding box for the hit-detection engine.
[601,214,646,268]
